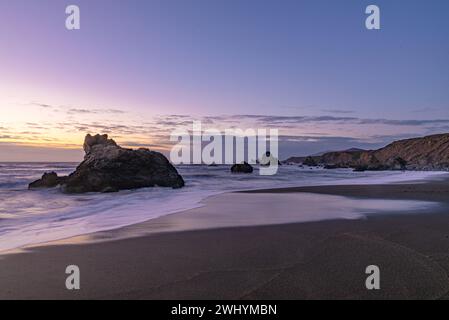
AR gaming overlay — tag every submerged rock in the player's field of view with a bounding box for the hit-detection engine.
[29,134,185,193]
[231,162,253,174]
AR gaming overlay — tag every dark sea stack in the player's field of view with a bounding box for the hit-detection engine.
[29,134,184,193]
[231,162,254,174]
[60,134,185,193]
[29,172,68,189]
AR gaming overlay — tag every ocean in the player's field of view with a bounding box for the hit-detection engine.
[0,162,447,252]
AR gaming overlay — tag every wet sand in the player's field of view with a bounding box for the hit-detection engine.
[1,178,449,299]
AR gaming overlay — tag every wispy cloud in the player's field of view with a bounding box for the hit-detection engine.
[205,114,449,127]
[4,105,449,161]
[67,108,126,115]
[30,102,127,115]
[320,109,355,114]
[31,102,54,109]
[411,107,444,113]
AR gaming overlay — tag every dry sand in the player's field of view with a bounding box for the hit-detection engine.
[1,178,449,300]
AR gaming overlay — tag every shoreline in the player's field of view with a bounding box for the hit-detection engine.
[0,172,449,254]
[1,166,447,254]
[5,173,448,255]
[1,177,449,299]
[2,170,448,255]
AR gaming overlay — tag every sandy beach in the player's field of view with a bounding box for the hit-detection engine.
[0,176,449,300]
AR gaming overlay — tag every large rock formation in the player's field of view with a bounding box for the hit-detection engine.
[369,134,449,170]
[283,133,449,171]
[29,134,185,193]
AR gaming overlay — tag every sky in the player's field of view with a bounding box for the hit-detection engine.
[0,0,448,161]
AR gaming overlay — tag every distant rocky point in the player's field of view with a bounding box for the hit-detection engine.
[29,134,185,193]
[283,133,449,171]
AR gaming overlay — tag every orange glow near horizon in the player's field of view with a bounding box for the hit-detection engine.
[0,85,441,162]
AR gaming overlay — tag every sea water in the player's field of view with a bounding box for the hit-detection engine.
[0,162,447,252]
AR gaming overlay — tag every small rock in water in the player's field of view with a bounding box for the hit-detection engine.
[29,172,67,189]
[231,162,254,174]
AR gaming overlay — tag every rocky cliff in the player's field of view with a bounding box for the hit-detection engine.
[284,133,449,171]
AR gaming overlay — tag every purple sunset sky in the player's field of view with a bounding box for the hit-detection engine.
[0,0,448,161]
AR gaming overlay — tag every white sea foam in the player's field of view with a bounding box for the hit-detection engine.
[0,163,447,252]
